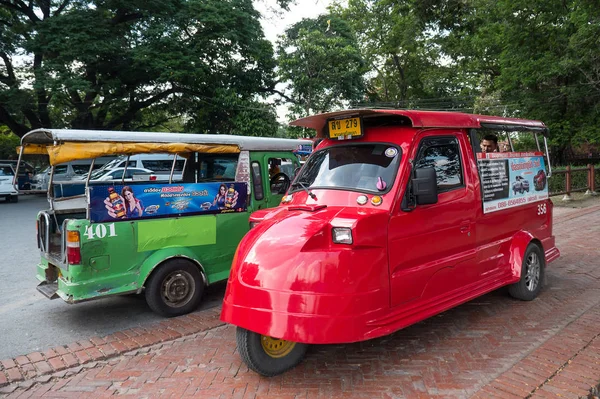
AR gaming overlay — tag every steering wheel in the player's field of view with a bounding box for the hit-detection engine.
[270,173,291,194]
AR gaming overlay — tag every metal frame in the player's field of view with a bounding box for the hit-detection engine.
[37,211,51,254]
[169,154,178,184]
[121,155,131,185]
[20,129,310,152]
[13,146,24,190]
[85,159,95,220]
[505,131,514,152]
[544,137,553,178]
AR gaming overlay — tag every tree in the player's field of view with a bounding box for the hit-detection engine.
[276,14,366,120]
[0,0,280,137]
[336,0,478,110]
[0,126,19,159]
[426,0,600,161]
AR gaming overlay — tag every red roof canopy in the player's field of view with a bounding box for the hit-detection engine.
[290,109,547,136]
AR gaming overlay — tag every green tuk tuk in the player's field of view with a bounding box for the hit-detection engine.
[17,129,308,316]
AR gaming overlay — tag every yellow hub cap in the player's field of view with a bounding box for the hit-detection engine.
[260,336,296,358]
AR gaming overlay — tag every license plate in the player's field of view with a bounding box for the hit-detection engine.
[327,117,363,139]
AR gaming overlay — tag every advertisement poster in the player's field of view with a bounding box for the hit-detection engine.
[477,152,548,214]
[89,182,248,223]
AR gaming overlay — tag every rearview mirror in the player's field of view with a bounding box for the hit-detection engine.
[413,167,438,205]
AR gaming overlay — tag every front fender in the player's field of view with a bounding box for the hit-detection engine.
[508,230,537,279]
[137,247,206,288]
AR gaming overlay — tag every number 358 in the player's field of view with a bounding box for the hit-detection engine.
[537,204,547,215]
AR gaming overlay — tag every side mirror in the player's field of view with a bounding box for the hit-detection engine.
[412,166,438,205]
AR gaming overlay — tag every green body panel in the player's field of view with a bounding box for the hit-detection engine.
[36,150,300,303]
[137,216,217,252]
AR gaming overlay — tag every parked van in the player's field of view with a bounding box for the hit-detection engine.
[31,157,115,191]
[94,154,186,180]
[221,109,560,376]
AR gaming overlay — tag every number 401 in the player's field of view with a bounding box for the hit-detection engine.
[84,223,117,240]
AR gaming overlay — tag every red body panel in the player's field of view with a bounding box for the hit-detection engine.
[221,111,559,344]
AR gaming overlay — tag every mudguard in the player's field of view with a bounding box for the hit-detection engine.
[137,247,206,288]
[508,230,538,279]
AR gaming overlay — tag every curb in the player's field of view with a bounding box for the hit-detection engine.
[0,308,224,389]
[0,204,598,390]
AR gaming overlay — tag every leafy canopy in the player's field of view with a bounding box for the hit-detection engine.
[276,14,366,120]
[0,0,279,137]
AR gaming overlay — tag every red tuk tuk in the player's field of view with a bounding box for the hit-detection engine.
[220,109,560,376]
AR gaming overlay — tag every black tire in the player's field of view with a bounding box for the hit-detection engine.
[236,327,308,376]
[508,244,545,301]
[11,195,18,203]
[145,259,204,317]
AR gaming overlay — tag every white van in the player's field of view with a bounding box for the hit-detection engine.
[93,153,186,181]
[31,157,115,191]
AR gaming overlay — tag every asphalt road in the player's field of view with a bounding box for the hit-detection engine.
[0,194,226,359]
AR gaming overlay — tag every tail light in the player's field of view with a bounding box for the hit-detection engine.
[36,219,40,249]
[66,230,81,264]
[149,175,157,181]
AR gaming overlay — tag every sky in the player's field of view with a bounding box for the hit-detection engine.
[253,0,336,121]
[254,0,334,43]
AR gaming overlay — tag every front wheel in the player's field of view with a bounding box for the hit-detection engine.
[508,244,545,301]
[236,327,308,376]
[145,259,204,317]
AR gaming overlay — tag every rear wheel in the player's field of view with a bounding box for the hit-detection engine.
[11,195,18,203]
[145,259,204,317]
[236,327,308,376]
[508,244,544,301]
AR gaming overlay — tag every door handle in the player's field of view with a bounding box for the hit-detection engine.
[460,222,470,233]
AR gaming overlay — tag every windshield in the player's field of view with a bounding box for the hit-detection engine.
[291,143,401,194]
[0,166,14,176]
[99,158,122,171]
[80,157,125,179]
[198,156,238,181]
[89,167,111,180]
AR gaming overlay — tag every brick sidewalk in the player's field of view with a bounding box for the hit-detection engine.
[2,205,600,398]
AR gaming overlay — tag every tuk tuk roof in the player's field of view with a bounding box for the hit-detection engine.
[21,129,309,149]
[19,129,310,165]
[290,109,548,136]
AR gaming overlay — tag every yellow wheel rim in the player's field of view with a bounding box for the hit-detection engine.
[260,335,296,358]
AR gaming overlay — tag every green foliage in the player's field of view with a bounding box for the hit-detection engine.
[276,14,366,119]
[2,0,599,152]
[0,129,20,159]
[421,0,600,160]
[336,0,480,109]
[0,0,278,137]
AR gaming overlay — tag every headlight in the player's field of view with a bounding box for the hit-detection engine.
[332,227,353,244]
